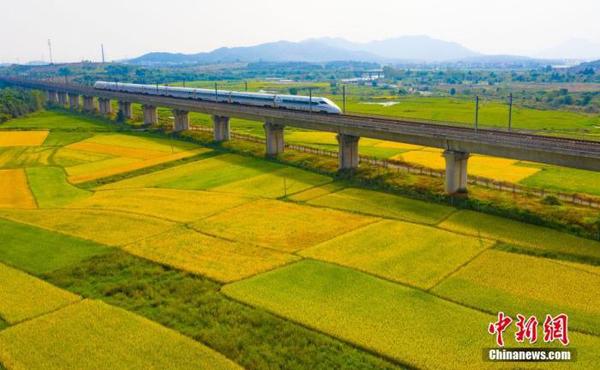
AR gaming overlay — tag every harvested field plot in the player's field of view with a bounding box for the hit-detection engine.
[223,260,600,369]
[193,199,376,252]
[211,166,332,198]
[0,209,175,246]
[308,187,455,224]
[0,218,110,274]
[301,220,493,289]
[439,210,600,261]
[26,167,90,208]
[71,188,253,222]
[0,131,48,147]
[0,147,54,168]
[0,263,80,323]
[0,169,36,209]
[123,226,299,282]
[99,153,281,190]
[433,250,600,336]
[0,300,241,370]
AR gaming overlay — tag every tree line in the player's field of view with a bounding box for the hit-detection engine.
[0,86,44,123]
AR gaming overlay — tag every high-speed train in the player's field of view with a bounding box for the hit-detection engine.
[93,81,342,114]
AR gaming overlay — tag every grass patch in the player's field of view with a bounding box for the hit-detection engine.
[99,153,283,191]
[1,110,108,130]
[123,226,299,282]
[0,262,80,324]
[301,220,493,289]
[0,208,176,246]
[0,299,241,370]
[26,167,90,207]
[193,199,376,252]
[307,187,454,225]
[432,249,600,336]
[70,188,253,223]
[42,131,92,147]
[0,146,54,168]
[0,131,48,147]
[520,165,600,196]
[45,251,400,370]
[0,169,36,209]
[439,210,600,264]
[211,166,332,198]
[223,260,600,369]
[0,218,110,274]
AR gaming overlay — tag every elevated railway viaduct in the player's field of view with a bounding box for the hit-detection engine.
[3,77,600,194]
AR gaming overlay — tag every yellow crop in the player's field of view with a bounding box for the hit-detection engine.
[433,250,600,336]
[192,199,377,252]
[0,299,241,370]
[70,188,253,222]
[0,262,80,323]
[52,147,114,167]
[67,141,168,160]
[0,169,37,209]
[301,220,492,289]
[0,208,176,246]
[289,183,346,202]
[0,147,54,168]
[86,133,199,153]
[123,226,299,282]
[67,148,208,184]
[394,150,540,182]
[0,131,48,147]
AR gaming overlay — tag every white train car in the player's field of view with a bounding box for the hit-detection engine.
[93,81,342,114]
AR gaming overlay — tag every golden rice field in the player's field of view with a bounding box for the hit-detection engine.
[85,133,199,153]
[392,149,541,182]
[439,210,600,259]
[288,182,347,202]
[192,199,377,252]
[0,263,80,323]
[306,187,455,225]
[0,208,176,246]
[52,147,114,167]
[0,300,241,370]
[0,131,48,147]
[433,250,600,336]
[301,220,493,289]
[223,260,600,369]
[67,141,168,159]
[70,188,253,222]
[123,226,299,282]
[0,169,36,209]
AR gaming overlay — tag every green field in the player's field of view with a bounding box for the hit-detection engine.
[1,110,109,130]
[26,167,90,207]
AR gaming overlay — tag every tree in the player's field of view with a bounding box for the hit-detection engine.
[449,88,456,96]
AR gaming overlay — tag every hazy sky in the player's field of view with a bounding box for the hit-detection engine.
[2,0,600,63]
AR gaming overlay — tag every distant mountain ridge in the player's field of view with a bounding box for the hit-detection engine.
[128,36,481,65]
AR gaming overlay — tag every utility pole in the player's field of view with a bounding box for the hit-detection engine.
[475,96,480,130]
[508,93,513,131]
[47,39,54,64]
[308,88,313,114]
[214,82,218,102]
[244,81,248,92]
[101,44,105,64]
[342,84,346,114]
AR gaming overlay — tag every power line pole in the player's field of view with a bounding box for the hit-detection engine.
[47,39,54,64]
[475,96,480,130]
[244,81,248,92]
[308,88,313,114]
[101,44,105,64]
[508,93,513,131]
[342,84,346,114]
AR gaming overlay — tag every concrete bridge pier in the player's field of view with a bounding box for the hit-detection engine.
[142,105,158,126]
[47,91,59,104]
[57,91,68,106]
[443,150,470,194]
[264,121,285,156]
[68,94,80,110]
[98,98,112,114]
[118,101,133,120]
[82,96,96,112]
[173,109,190,132]
[337,134,360,170]
[213,115,230,142]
